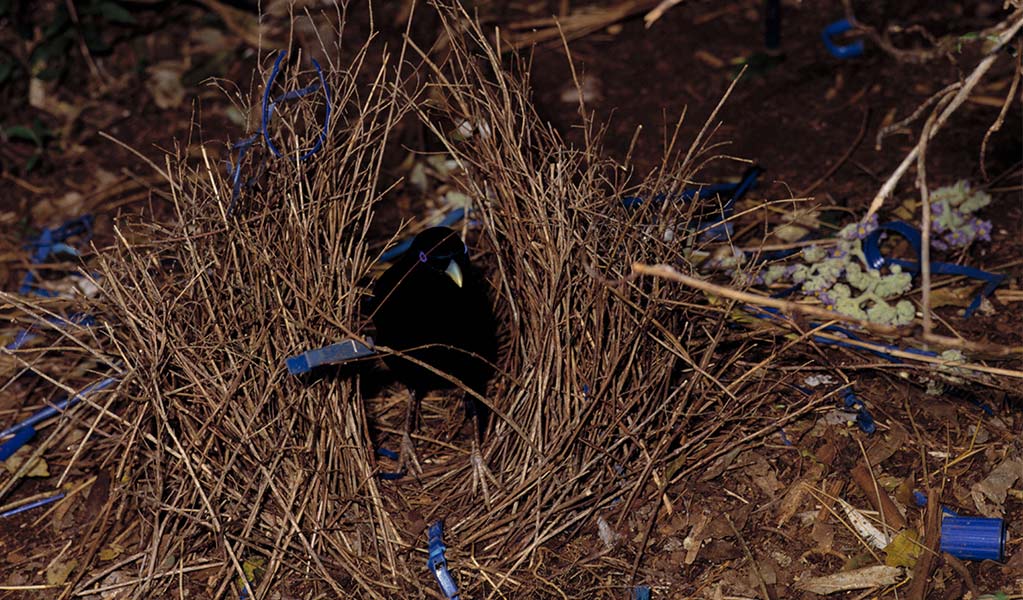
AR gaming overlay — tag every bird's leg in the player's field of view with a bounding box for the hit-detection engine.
[400,388,424,476]
[468,398,501,508]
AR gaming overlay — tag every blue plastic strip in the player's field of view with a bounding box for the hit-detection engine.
[765,0,781,51]
[375,447,405,480]
[229,50,333,213]
[620,166,763,242]
[822,19,865,59]
[0,426,36,461]
[633,586,651,600]
[6,313,96,352]
[862,221,1005,317]
[0,377,117,441]
[427,521,460,600]
[261,51,332,161]
[285,338,375,375]
[0,491,65,518]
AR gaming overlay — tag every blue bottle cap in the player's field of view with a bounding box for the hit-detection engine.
[940,514,1005,561]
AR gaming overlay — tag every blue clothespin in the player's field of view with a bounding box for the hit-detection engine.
[427,521,460,600]
[285,338,375,376]
[822,19,865,59]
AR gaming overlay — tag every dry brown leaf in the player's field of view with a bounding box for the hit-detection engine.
[46,558,77,586]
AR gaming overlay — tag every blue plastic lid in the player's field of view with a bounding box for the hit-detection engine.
[940,514,1005,561]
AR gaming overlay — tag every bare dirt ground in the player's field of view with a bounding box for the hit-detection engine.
[2,1,1021,598]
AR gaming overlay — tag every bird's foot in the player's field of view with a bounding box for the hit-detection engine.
[400,431,424,477]
[469,439,501,509]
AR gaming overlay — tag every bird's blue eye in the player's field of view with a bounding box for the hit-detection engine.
[419,251,428,263]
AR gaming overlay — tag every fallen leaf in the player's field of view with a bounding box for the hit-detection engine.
[98,544,124,561]
[795,565,903,594]
[46,558,77,586]
[683,512,712,565]
[837,497,889,549]
[929,284,982,309]
[884,529,922,568]
[146,61,187,109]
[4,445,50,477]
[971,457,1023,517]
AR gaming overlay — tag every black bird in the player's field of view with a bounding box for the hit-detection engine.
[371,227,497,475]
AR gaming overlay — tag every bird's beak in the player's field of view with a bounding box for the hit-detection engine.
[444,260,463,288]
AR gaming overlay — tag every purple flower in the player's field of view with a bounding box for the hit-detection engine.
[818,290,836,309]
[975,219,992,241]
[944,230,967,247]
[931,202,945,216]
[854,213,880,239]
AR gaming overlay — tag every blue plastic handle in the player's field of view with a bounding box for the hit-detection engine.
[822,19,865,59]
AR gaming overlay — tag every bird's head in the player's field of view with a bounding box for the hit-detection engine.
[409,227,469,288]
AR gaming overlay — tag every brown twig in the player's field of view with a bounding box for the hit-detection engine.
[866,9,1023,220]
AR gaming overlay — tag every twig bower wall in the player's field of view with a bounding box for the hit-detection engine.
[35,6,822,598]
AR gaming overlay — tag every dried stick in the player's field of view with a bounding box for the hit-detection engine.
[866,10,1023,220]
[980,50,1022,180]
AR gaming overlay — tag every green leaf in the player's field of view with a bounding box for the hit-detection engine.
[41,8,70,38]
[83,29,111,54]
[6,125,42,145]
[24,151,42,173]
[98,2,135,24]
[0,60,14,84]
[35,63,65,81]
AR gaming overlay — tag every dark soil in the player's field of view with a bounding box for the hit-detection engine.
[1,0,1021,598]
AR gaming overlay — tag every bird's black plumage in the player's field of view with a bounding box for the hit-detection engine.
[371,227,497,439]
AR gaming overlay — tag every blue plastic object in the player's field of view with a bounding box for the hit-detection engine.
[19,215,95,297]
[0,377,117,441]
[375,447,405,480]
[840,387,876,434]
[0,491,65,518]
[427,521,460,600]
[941,514,1005,561]
[285,338,375,375]
[822,19,865,59]
[862,221,1005,318]
[621,165,763,241]
[261,51,332,161]
[0,426,36,461]
[6,313,95,352]
[227,50,332,213]
[765,0,781,51]
[633,585,651,600]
